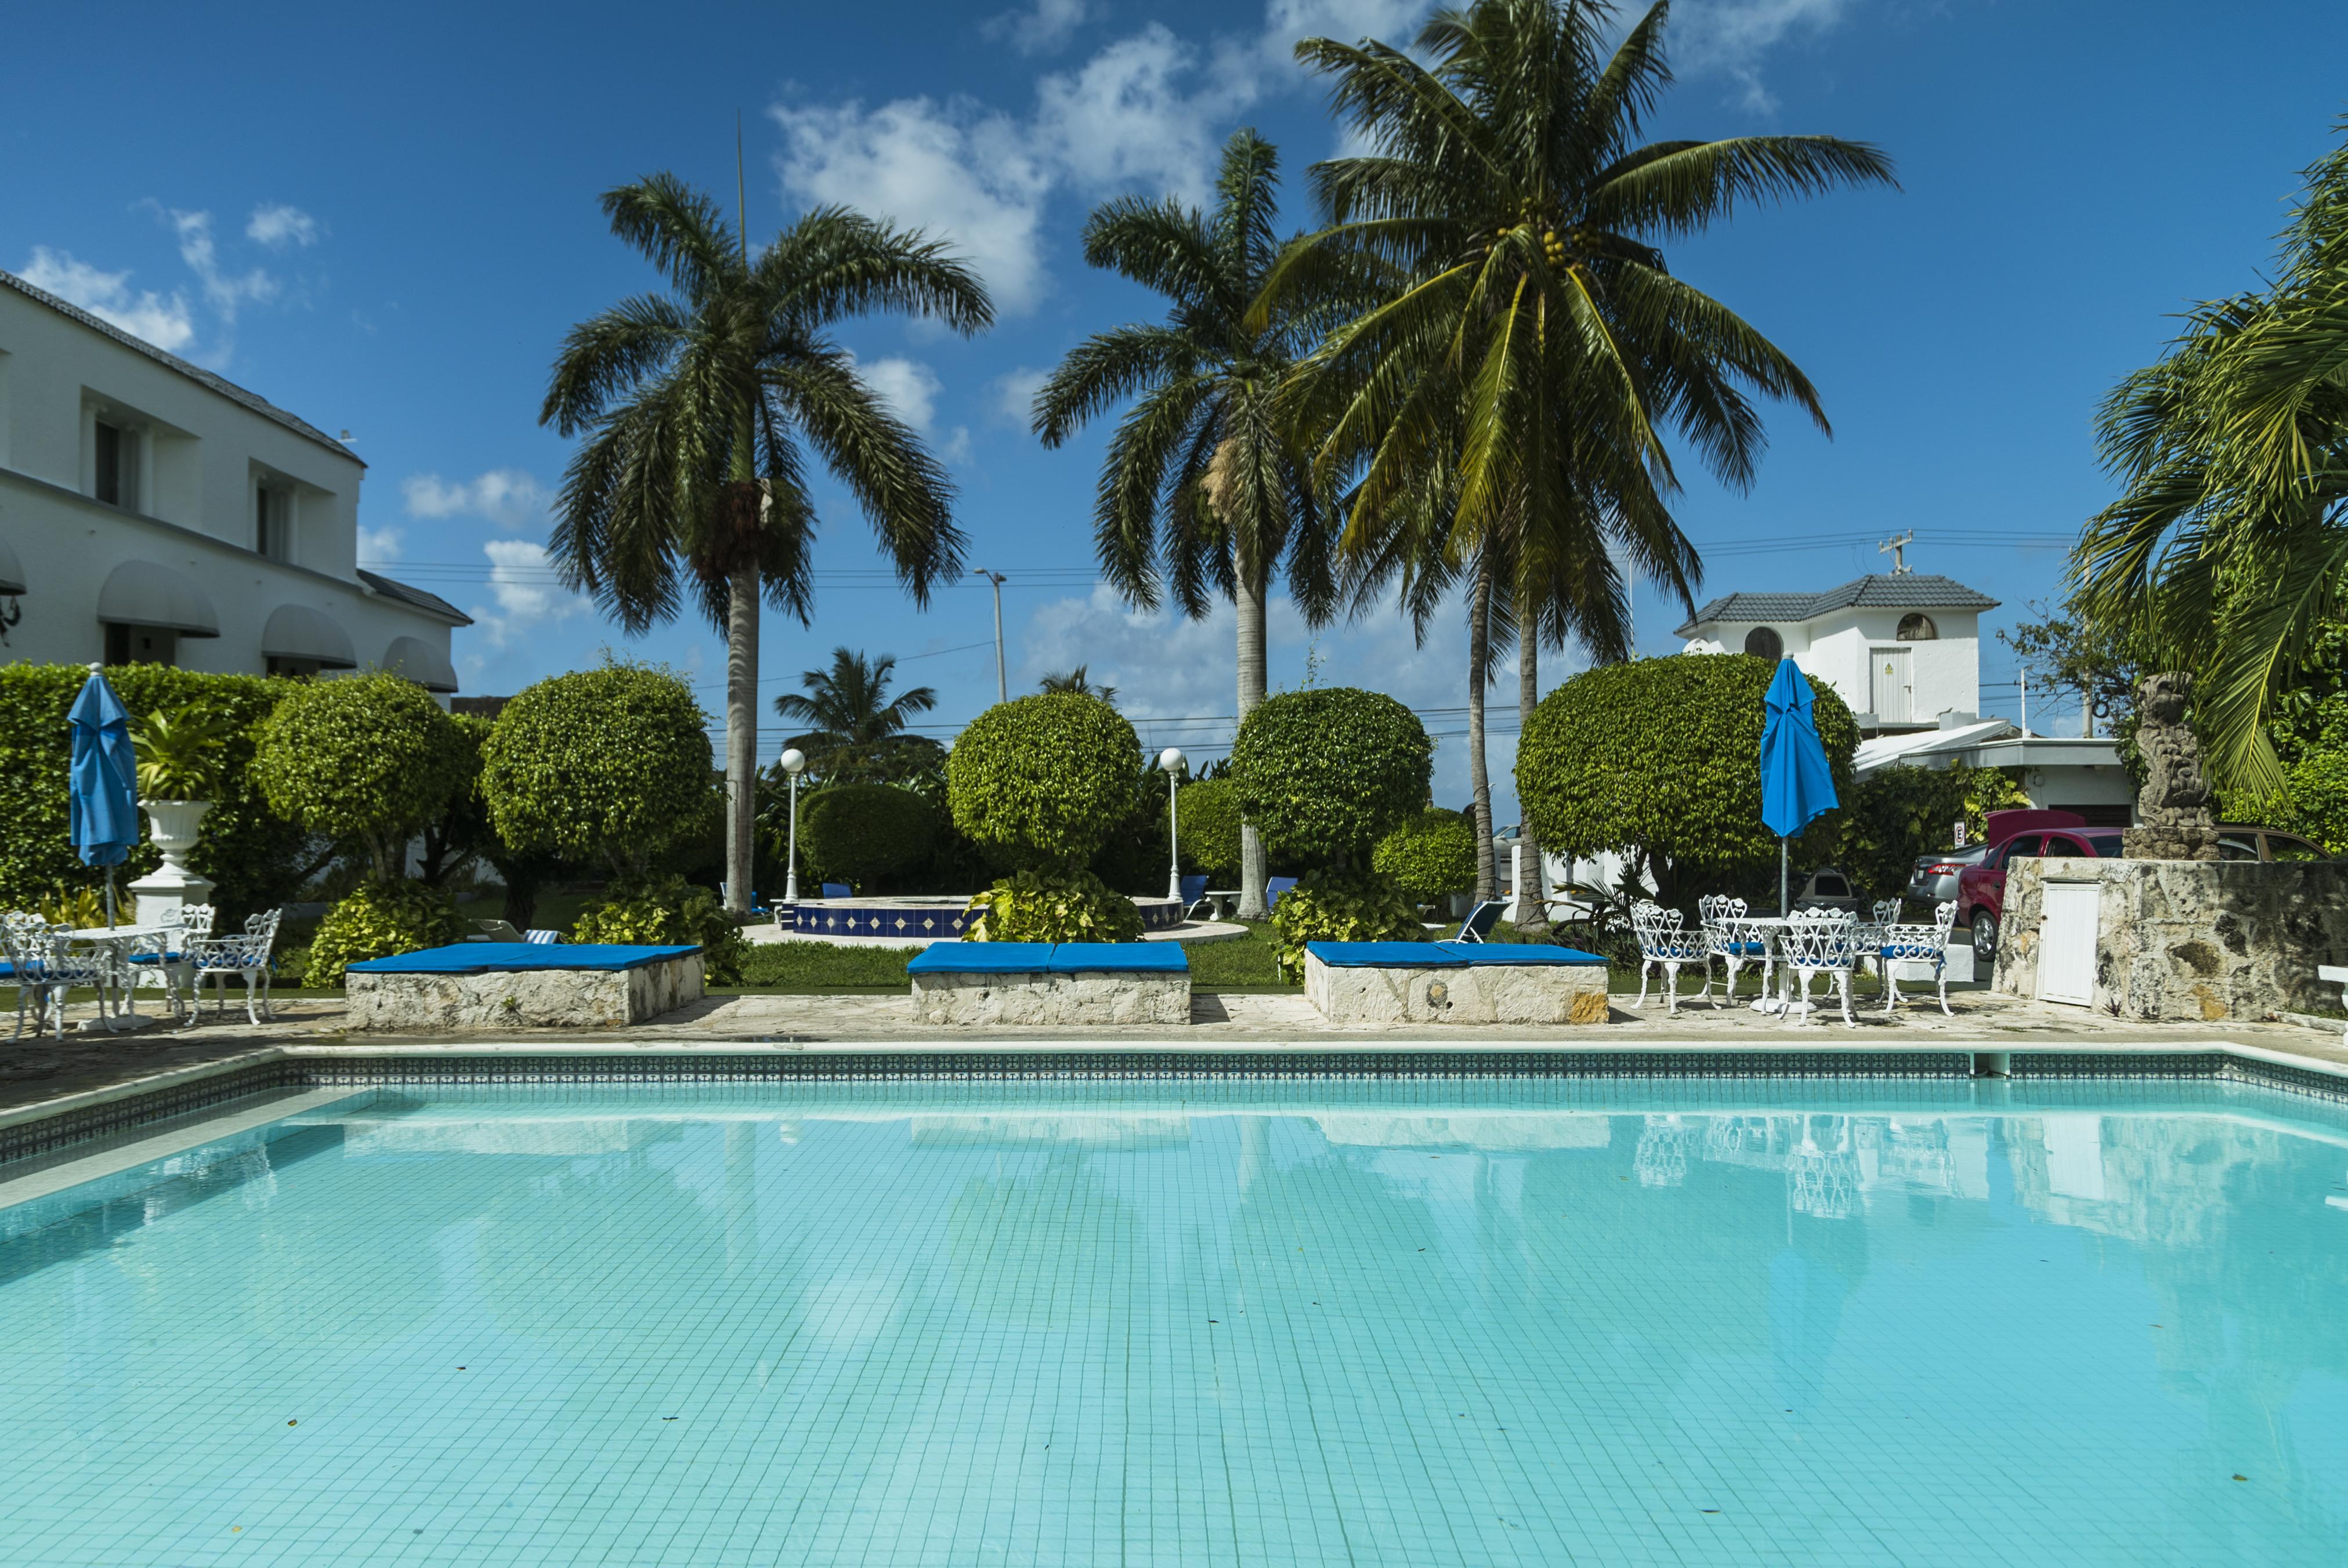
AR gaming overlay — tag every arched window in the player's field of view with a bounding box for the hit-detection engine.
[1897,613,1937,642]
[1743,626,1783,661]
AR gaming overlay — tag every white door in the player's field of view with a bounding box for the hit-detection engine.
[1871,646,1913,723]
[2037,881,2099,1006]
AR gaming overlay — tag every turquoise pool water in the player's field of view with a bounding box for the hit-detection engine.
[4,1077,2346,1566]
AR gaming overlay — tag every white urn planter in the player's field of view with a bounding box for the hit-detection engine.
[130,799,216,927]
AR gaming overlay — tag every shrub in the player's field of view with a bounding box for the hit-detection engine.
[0,664,312,921]
[1372,807,1479,900]
[1231,689,1431,865]
[483,663,715,878]
[307,878,464,988]
[1266,867,1424,982]
[963,868,1145,942]
[946,694,1144,871]
[1516,654,1860,907]
[1839,764,2031,898]
[252,672,472,881]
[571,874,747,984]
[799,784,937,890]
[1175,778,1244,877]
[129,705,231,799]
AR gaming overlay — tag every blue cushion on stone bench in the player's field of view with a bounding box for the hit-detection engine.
[1437,941,1609,966]
[1047,942,1188,973]
[348,943,700,975]
[906,942,1055,975]
[1306,941,1464,968]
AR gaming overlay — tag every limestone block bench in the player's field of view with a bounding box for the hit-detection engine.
[345,943,704,1030]
[1304,940,1611,1026]
[907,941,1191,1026]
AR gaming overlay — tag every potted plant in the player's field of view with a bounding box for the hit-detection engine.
[131,705,230,870]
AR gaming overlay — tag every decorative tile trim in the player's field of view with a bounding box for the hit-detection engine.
[2224,1057,2348,1105]
[0,1063,295,1168]
[2007,1052,2230,1079]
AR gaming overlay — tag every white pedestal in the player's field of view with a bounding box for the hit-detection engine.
[129,799,214,927]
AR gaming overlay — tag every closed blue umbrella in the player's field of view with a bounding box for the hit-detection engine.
[1758,658,1839,916]
[69,664,141,926]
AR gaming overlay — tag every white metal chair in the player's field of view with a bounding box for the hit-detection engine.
[4,924,111,1043]
[1630,902,1710,1015]
[187,908,282,1025]
[1698,895,1770,1008]
[1779,908,1860,1029]
[1879,900,1959,1017]
[126,903,213,1023]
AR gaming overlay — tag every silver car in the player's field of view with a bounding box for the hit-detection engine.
[1908,843,1990,904]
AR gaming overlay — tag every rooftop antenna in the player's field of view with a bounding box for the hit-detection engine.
[1878,530,1914,575]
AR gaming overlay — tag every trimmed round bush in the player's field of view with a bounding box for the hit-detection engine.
[1175,778,1243,877]
[483,664,715,877]
[1230,689,1432,864]
[251,672,471,880]
[1266,868,1423,982]
[1372,807,1479,900]
[572,874,746,984]
[1515,654,1859,907]
[799,784,937,890]
[946,694,1144,872]
[963,868,1145,942]
[306,878,464,988]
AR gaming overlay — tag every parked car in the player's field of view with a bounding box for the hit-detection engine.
[1957,826,2126,962]
[1789,866,1862,914]
[1907,843,1991,905]
[2215,825,2332,862]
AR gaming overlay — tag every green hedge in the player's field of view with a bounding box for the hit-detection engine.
[307,878,465,988]
[1231,688,1432,864]
[1267,867,1424,982]
[573,874,746,984]
[963,868,1145,941]
[1372,807,1478,900]
[946,694,1144,871]
[483,664,716,877]
[0,663,312,921]
[800,783,936,890]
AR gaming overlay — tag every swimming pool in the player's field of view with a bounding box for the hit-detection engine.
[5,1075,2345,1565]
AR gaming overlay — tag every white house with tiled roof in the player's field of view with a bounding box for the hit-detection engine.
[1677,573,1997,733]
[0,266,466,690]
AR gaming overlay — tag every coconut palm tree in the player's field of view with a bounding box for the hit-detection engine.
[1038,665,1119,702]
[775,647,941,783]
[542,176,992,914]
[1275,0,1893,926]
[1033,129,1374,919]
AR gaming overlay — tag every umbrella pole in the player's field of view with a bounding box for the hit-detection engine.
[106,867,117,929]
[1779,839,1789,918]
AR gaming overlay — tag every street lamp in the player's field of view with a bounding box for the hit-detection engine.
[779,748,808,903]
[1158,747,1186,901]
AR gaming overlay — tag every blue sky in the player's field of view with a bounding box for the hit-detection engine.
[6,0,2347,821]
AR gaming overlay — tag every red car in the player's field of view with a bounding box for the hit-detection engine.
[1959,824,2125,964]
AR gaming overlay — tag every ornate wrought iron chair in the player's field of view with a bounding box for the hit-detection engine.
[127,903,213,1023]
[187,908,283,1025]
[1879,900,1959,1017]
[1779,908,1861,1028]
[1698,894,1770,1008]
[1630,902,1710,1015]
[4,922,112,1043]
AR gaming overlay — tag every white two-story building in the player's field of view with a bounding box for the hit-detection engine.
[0,267,465,689]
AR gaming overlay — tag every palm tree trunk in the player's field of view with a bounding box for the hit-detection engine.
[1513,587,1549,936]
[723,557,759,918]
[1235,533,1270,921]
[1466,551,1496,905]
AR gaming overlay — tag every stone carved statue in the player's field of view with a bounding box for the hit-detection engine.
[2122,671,2220,860]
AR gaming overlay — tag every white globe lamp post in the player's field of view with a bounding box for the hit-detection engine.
[780,748,808,903]
[1158,747,1186,902]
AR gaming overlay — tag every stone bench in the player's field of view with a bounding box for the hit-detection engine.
[345,943,704,1029]
[1304,940,1612,1026]
[907,941,1191,1026]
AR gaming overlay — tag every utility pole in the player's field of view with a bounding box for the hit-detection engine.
[1877,531,1914,575]
[974,570,1007,704]
[2020,669,2028,736]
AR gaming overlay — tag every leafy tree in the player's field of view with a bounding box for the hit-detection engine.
[251,672,472,882]
[1276,0,1894,928]
[946,693,1146,871]
[1229,687,1431,864]
[775,647,943,784]
[1998,597,2148,738]
[1373,807,1479,900]
[1033,129,1371,919]
[799,783,938,890]
[1175,777,1245,877]
[481,664,717,880]
[1517,654,1859,907]
[1838,765,2028,901]
[2073,119,2348,792]
[1037,665,1117,702]
[542,175,992,917]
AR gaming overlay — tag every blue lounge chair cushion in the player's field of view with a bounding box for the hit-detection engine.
[1047,943,1188,973]
[0,962,42,980]
[1437,941,1609,966]
[126,951,184,964]
[347,943,699,975]
[1305,941,1464,968]
[907,942,1055,975]
[1881,942,1942,961]
[1266,876,1298,908]
[821,883,852,900]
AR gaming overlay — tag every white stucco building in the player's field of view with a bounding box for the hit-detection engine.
[1677,573,1996,732]
[0,267,465,687]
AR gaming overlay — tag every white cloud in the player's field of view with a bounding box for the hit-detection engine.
[1670,0,1857,111]
[356,525,404,563]
[472,539,582,649]
[1033,25,1229,204]
[16,247,196,352]
[983,0,1088,55]
[991,366,1049,428]
[164,209,277,322]
[401,468,550,530]
[245,203,320,249]
[860,356,944,432]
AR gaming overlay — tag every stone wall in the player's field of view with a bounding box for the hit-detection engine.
[346,953,705,1030]
[1994,858,2348,1021]
[1304,953,1611,1026]
[909,970,1191,1026]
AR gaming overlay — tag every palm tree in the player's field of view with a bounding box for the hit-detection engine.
[1275,0,1893,925]
[775,647,941,783]
[1039,665,1119,702]
[542,176,992,914]
[2073,124,2348,793]
[1033,129,1373,920]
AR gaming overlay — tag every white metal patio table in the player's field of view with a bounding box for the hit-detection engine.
[1730,915,1889,1016]
[63,922,180,1030]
